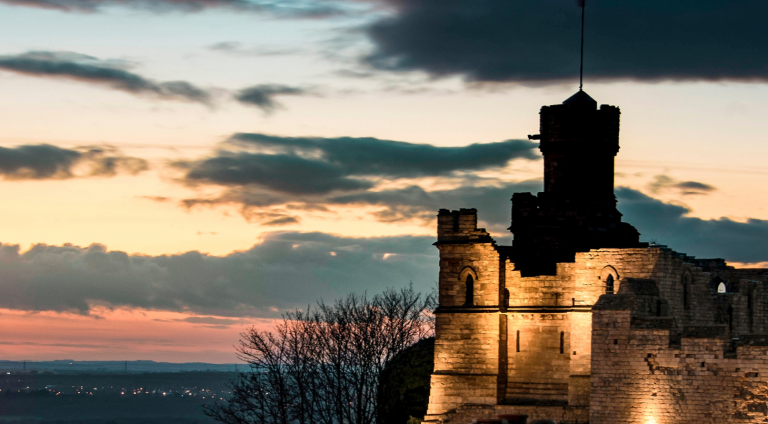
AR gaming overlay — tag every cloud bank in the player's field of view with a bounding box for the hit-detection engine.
[0,232,436,317]
[177,133,539,193]
[5,190,768,319]
[617,188,768,263]
[365,0,768,84]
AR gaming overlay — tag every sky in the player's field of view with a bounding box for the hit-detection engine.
[3,0,768,362]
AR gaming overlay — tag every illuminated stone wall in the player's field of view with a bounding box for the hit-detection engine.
[426,208,768,424]
[591,300,768,424]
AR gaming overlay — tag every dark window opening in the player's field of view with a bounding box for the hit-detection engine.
[606,274,614,295]
[464,275,474,306]
[748,291,754,332]
[614,339,618,345]
[559,331,565,354]
[728,305,734,334]
[516,330,520,353]
[683,274,691,310]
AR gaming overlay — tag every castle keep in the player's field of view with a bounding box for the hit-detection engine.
[424,91,768,424]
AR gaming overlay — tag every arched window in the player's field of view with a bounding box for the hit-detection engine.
[465,275,474,306]
[600,266,619,295]
[718,282,727,294]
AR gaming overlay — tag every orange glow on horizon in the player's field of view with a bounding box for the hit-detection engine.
[0,307,276,363]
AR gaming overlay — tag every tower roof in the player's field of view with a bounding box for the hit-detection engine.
[563,89,597,109]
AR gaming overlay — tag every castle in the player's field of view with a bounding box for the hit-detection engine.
[423,91,768,424]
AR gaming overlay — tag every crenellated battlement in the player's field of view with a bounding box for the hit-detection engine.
[436,208,495,245]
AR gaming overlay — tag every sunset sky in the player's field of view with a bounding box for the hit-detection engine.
[3,0,768,363]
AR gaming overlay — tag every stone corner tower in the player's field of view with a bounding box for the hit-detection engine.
[510,90,641,275]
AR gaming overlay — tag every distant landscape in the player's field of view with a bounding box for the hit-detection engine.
[0,361,239,424]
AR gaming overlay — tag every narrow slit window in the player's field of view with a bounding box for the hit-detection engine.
[516,330,520,353]
[560,331,565,354]
[465,275,474,306]
[683,274,691,309]
[606,274,614,294]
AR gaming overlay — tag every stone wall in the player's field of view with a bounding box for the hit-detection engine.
[591,296,768,424]
[506,313,572,403]
[428,210,768,424]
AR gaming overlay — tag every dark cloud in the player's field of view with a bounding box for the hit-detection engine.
[331,180,542,233]
[0,51,212,104]
[234,84,310,113]
[263,216,300,226]
[0,0,350,16]
[617,187,768,263]
[178,152,375,194]
[0,232,436,317]
[365,0,768,83]
[230,133,540,176]
[648,174,716,196]
[176,133,539,195]
[0,144,148,180]
[332,184,768,262]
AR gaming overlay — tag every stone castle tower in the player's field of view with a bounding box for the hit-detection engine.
[424,92,768,424]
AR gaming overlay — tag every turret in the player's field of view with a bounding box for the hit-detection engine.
[539,90,620,201]
[512,91,641,275]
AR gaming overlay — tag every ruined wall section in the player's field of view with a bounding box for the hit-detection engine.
[706,267,768,336]
[591,296,768,424]
[502,247,764,411]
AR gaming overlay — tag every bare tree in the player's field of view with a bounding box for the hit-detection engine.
[206,285,435,424]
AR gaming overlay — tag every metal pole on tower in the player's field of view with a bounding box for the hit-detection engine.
[579,0,586,91]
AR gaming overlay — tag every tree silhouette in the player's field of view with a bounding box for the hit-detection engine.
[206,285,435,424]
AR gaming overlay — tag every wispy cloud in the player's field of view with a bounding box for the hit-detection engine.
[207,41,305,57]
[648,174,716,196]
[0,51,212,104]
[0,0,355,16]
[234,84,312,113]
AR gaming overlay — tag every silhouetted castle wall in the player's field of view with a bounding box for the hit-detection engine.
[424,92,768,424]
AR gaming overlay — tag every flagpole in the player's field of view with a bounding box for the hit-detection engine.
[579,0,585,91]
